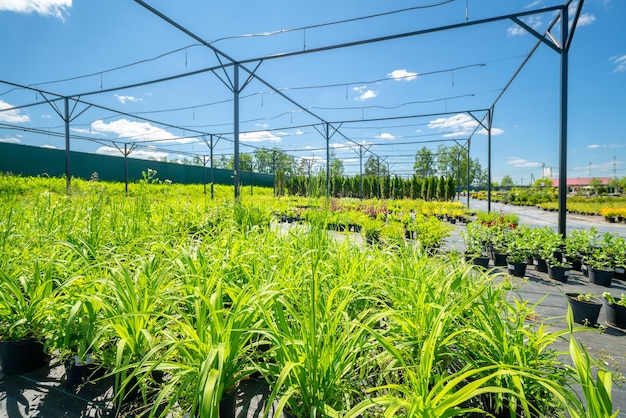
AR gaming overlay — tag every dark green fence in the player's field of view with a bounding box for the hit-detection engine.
[0,143,273,187]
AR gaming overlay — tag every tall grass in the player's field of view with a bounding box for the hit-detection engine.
[0,174,617,417]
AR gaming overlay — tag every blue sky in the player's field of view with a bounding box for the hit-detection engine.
[0,0,624,184]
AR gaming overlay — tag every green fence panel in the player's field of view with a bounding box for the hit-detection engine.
[0,143,273,187]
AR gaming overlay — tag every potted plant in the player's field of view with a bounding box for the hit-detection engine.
[505,233,529,278]
[361,218,384,246]
[606,236,626,281]
[380,221,406,247]
[565,293,602,327]
[546,257,571,283]
[563,229,591,271]
[586,250,613,287]
[0,268,53,375]
[602,292,626,329]
[45,291,103,385]
[487,226,509,266]
[462,223,489,269]
[533,228,563,274]
[504,213,519,229]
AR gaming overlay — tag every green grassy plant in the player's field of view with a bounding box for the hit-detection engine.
[0,174,617,418]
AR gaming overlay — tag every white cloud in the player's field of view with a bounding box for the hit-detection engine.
[355,90,377,101]
[0,0,71,19]
[353,86,377,101]
[71,127,106,136]
[387,69,418,81]
[0,136,21,144]
[376,133,396,140]
[479,127,504,136]
[610,55,626,73]
[587,143,624,149]
[506,16,543,37]
[96,146,168,160]
[507,157,541,168]
[41,114,51,119]
[255,123,270,129]
[0,100,30,123]
[90,119,196,144]
[239,130,281,142]
[41,144,57,149]
[428,113,504,137]
[114,94,143,104]
[276,129,304,137]
[525,0,542,8]
[576,13,595,27]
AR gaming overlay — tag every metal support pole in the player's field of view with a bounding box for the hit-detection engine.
[203,155,207,195]
[377,158,381,199]
[557,5,569,237]
[466,139,471,208]
[272,150,276,196]
[250,167,254,196]
[210,135,215,199]
[64,97,71,193]
[124,143,129,194]
[486,111,492,212]
[359,146,364,200]
[233,64,241,200]
[456,149,461,202]
[325,124,331,200]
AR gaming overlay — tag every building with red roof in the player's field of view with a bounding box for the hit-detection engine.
[549,177,612,190]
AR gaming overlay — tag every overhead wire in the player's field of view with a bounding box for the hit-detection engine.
[0,0,457,97]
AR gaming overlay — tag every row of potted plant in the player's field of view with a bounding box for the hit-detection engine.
[566,292,626,329]
[0,174,620,417]
[463,222,626,287]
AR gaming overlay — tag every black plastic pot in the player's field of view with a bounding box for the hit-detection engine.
[589,267,613,287]
[114,370,165,406]
[532,256,548,273]
[507,260,526,277]
[566,293,602,326]
[471,256,490,269]
[614,266,625,281]
[64,356,103,385]
[564,256,582,271]
[492,252,508,267]
[0,338,49,375]
[548,265,570,283]
[604,299,626,329]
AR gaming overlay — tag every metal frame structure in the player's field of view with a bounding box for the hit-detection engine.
[0,0,584,235]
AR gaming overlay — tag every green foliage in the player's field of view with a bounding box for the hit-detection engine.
[603,292,626,307]
[0,261,55,341]
[0,174,615,417]
[566,306,620,418]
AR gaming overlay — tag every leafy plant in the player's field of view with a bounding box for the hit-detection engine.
[361,218,384,245]
[462,222,488,256]
[566,306,620,418]
[0,260,56,341]
[573,293,598,303]
[603,292,626,308]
